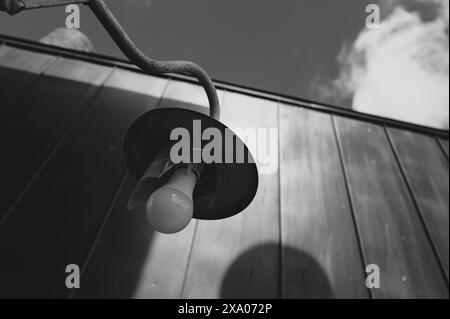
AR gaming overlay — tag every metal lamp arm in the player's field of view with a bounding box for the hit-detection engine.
[89,0,220,119]
[0,0,220,119]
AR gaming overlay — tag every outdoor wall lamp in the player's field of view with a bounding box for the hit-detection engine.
[1,0,259,234]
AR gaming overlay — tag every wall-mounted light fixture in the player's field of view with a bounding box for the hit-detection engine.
[1,0,259,234]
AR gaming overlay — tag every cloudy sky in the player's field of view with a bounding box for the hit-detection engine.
[0,0,448,129]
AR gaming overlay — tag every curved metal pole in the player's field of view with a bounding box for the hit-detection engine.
[88,0,220,119]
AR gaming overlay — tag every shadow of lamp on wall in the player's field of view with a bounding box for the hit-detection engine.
[221,244,334,299]
[1,0,259,233]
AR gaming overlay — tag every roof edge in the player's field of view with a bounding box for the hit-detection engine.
[0,33,448,138]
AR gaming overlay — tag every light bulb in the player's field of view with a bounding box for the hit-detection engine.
[145,166,198,234]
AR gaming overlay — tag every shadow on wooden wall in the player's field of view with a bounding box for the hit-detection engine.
[220,243,333,299]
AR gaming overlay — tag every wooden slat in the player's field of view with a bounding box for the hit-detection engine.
[0,68,167,298]
[0,57,112,221]
[0,46,56,72]
[388,128,449,280]
[279,106,368,298]
[439,138,449,159]
[182,91,280,298]
[158,80,224,115]
[129,213,197,298]
[75,79,225,298]
[0,46,57,113]
[334,116,448,298]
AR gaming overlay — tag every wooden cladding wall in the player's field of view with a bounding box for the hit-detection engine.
[0,45,448,298]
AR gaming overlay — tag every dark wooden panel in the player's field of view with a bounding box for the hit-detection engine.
[335,116,448,298]
[0,69,167,298]
[76,79,222,298]
[0,58,112,220]
[0,46,57,113]
[388,128,449,280]
[182,91,280,298]
[279,106,368,298]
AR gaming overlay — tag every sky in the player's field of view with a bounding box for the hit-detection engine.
[0,0,448,129]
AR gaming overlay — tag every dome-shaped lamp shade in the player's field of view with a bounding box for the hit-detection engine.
[124,108,259,220]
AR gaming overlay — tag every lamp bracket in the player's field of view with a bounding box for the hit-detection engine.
[0,0,89,14]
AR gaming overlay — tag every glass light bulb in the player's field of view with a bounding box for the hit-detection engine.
[145,167,197,234]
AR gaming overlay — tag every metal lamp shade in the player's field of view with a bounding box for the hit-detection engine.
[124,107,259,220]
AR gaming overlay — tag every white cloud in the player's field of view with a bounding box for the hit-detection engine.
[40,28,94,53]
[326,0,449,129]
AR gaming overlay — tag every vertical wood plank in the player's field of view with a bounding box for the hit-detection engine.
[335,116,448,298]
[182,91,280,299]
[279,106,368,298]
[388,128,449,280]
[130,214,197,298]
[0,46,57,113]
[0,69,167,298]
